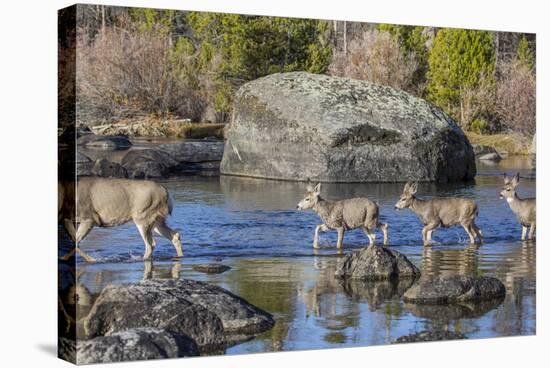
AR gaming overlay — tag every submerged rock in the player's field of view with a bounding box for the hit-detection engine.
[403,275,506,304]
[335,245,421,281]
[221,72,476,183]
[193,264,232,274]
[76,328,199,364]
[83,279,274,351]
[393,330,466,344]
[78,134,132,150]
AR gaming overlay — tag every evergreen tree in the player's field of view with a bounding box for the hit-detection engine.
[427,29,495,127]
[516,36,535,72]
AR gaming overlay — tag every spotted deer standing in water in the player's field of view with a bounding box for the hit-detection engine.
[500,173,536,240]
[394,182,483,246]
[58,177,183,262]
[296,181,388,248]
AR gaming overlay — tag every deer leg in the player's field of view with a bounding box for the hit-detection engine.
[521,225,528,241]
[472,223,483,243]
[362,227,376,245]
[461,223,476,244]
[154,219,183,258]
[336,228,345,249]
[379,223,389,246]
[313,224,328,249]
[528,222,536,240]
[136,223,155,261]
[422,224,438,246]
[59,219,78,261]
[143,260,153,280]
[427,229,434,242]
[74,220,96,263]
[62,219,77,242]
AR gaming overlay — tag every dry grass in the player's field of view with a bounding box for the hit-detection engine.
[465,131,532,155]
[91,116,225,140]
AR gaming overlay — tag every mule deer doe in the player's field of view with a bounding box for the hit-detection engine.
[296,182,388,248]
[394,182,482,246]
[58,177,183,262]
[500,173,536,240]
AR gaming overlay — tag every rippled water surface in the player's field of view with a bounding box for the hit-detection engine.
[71,157,536,353]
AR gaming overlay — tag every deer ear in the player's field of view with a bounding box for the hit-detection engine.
[512,173,520,187]
[503,173,510,185]
[314,183,322,194]
[403,182,411,193]
[306,178,313,192]
[410,182,418,194]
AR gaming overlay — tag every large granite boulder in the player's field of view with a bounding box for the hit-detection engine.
[403,275,506,304]
[221,72,476,183]
[335,245,420,281]
[83,279,274,351]
[76,328,199,364]
[159,141,224,176]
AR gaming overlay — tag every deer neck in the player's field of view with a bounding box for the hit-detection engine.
[507,193,521,208]
[313,197,333,222]
[410,197,428,216]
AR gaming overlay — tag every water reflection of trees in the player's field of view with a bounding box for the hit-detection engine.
[420,244,481,278]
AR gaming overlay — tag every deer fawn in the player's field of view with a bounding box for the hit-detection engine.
[394,182,482,246]
[500,173,536,240]
[58,177,183,262]
[296,182,388,248]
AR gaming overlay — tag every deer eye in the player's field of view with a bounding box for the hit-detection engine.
[305,198,310,201]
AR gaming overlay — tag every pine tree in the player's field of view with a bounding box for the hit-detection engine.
[516,36,535,72]
[427,29,495,127]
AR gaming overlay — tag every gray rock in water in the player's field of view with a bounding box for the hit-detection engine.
[76,328,199,364]
[92,158,128,178]
[78,134,132,150]
[58,337,76,363]
[193,264,232,274]
[472,144,498,156]
[75,151,94,177]
[121,149,178,178]
[335,245,421,281]
[403,275,506,304]
[478,152,501,161]
[221,72,476,183]
[393,330,466,344]
[83,279,274,351]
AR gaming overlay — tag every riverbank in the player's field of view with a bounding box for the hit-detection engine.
[466,131,533,156]
[89,117,225,140]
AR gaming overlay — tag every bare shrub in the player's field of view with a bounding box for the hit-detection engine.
[496,60,536,136]
[329,30,421,95]
[76,26,206,125]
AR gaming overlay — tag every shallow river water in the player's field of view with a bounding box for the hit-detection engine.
[71,157,536,353]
